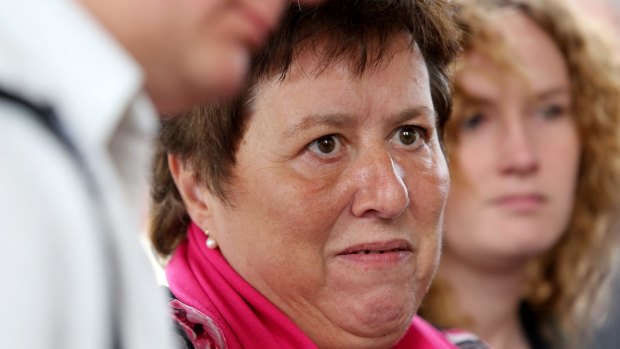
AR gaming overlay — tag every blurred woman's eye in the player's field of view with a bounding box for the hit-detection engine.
[537,104,568,120]
[461,112,486,130]
[391,125,428,148]
[308,135,342,156]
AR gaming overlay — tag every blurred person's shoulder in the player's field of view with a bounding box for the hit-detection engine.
[0,1,171,348]
[0,100,112,348]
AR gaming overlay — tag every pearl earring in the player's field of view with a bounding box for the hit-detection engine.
[204,229,218,250]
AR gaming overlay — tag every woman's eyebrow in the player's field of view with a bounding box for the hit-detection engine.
[284,106,436,137]
[284,113,353,137]
[392,106,437,125]
[460,93,496,108]
[535,87,570,101]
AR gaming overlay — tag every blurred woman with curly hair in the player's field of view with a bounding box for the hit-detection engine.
[419,0,620,348]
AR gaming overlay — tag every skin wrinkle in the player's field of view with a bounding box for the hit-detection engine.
[283,107,437,140]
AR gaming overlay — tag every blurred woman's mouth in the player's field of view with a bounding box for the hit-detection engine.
[491,193,546,213]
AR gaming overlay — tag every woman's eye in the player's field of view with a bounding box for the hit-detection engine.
[462,112,485,130]
[537,104,567,120]
[308,135,341,156]
[392,126,427,147]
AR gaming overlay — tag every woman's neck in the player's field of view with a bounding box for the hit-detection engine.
[437,251,531,349]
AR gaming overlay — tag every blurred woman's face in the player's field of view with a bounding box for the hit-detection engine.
[201,36,449,348]
[444,10,580,270]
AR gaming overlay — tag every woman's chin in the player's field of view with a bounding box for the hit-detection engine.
[339,294,415,339]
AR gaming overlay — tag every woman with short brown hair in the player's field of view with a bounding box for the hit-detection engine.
[148,1,489,348]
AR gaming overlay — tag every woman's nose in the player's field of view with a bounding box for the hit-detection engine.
[350,151,410,219]
[498,119,539,176]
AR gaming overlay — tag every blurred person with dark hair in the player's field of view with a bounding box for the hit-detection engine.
[419,1,620,348]
[0,0,324,348]
[149,1,489,348]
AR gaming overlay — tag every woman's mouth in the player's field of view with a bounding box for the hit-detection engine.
[337,240,413,267]
[491,193,546,213]
[350,248,408,254]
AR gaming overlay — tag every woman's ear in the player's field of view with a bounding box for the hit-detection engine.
[167,154,211,227]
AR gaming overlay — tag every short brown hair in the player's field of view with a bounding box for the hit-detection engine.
[150,0,462,258]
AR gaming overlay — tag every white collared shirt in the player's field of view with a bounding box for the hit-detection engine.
[0,0,174,348]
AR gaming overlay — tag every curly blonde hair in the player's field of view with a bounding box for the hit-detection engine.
[420,0,620,346]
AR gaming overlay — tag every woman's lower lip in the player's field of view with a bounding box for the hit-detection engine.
[336,250,413,267]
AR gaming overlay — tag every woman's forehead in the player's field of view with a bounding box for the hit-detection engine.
[268,33,420,83]
[493,11,569,85]
[456,18,569,102]
[250,45,432,128]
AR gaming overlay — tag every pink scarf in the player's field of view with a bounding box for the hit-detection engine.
[166,222,458,349]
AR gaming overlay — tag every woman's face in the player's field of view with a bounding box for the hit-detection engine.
[200,37,449,348]
[444,11,580,270]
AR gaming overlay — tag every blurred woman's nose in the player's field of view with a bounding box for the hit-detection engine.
[350,149,410,219]
[497,116,539,176]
